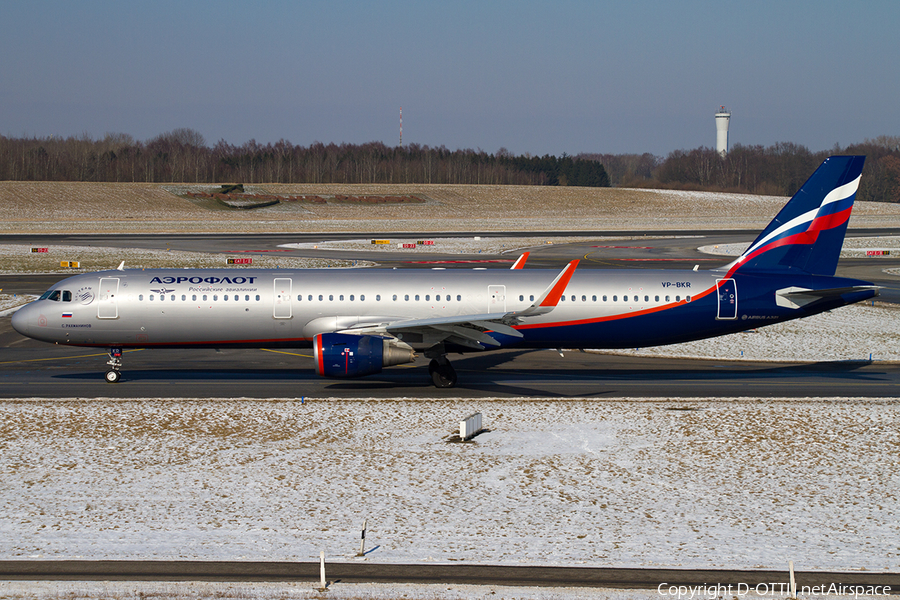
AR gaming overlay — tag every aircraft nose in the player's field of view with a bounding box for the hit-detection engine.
[11,304,30,336]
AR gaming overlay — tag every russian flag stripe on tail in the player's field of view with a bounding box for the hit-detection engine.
[725,155,865,277]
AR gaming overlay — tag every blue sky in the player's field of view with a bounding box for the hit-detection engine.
[2,0,898,156]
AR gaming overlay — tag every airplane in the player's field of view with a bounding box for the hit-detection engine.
[11,155,878,388]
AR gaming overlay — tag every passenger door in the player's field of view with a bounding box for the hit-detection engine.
[274,278,292,319]
[716,278,737,320]
[98,277,119,319]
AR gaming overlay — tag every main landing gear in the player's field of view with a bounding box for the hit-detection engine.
[105,347,122,383]
[428,357,457,388]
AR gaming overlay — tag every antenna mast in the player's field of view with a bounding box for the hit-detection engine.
[399,107,403,147]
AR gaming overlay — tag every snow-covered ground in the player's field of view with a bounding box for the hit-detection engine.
[698,236,900,258]
[0,580,637,600]
[0,397,896,572]
[278,235,661,256]
[11,580,872,600]
[0,293,37,316]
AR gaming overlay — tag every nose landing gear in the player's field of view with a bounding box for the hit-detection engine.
[105,347,122,383]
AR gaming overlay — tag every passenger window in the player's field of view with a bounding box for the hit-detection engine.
[245,295,249,301]
[318,295,323,301]
[361,294,365,301]
[404,294,409,301]
[603,295,607,301]
[213,295,218,301]
[425,295,430,301]
[192,295,197,301]
[392,295,397,301]
[350,295,355,301]
[297,295,302,301]
[160,294,165,302]
[519,295,524,301]
[375,295,380,301]
[339,295,344,301]
[224,295,228,301]
[171,295,176,301]
[139,294,144,301]
[644,295,649,302]
[415,294,420,301]
[666,295,670,302]
[202,295,207,301]
[529,295,534,301]
[686,295,691,302]
[561,295,565,301]
[612,295,617,301]
[329,295,333,301]
[308,295,312,301]
[676,295,680,302]
[582,295,586,302]
[256,295,260,301]
[457,295,462,301]
[592,295,597,302]
[181,295,186,301]
[150,295,155,301]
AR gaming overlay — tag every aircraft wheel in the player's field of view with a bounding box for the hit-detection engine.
[105,369,121,383]
[431,363,457,388]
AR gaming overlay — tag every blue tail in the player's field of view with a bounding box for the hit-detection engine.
[725,155,865,277]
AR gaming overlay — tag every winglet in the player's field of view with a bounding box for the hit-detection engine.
[515,259,579,316]
[117,261,125,271]
[510,252,530,270]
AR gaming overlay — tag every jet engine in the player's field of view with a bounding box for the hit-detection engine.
[313,333,416,378]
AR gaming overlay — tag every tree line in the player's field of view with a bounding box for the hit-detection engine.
[579,136,900,203]
[0,129,609,187]
[3,128,898,202]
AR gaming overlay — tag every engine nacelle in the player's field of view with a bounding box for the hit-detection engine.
[313,333,416,378]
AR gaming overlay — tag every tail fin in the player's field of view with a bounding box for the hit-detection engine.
[724,155,865,276]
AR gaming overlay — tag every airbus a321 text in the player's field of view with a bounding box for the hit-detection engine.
[12,156,878,387]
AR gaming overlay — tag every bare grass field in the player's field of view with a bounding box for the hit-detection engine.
[4,181,900,234]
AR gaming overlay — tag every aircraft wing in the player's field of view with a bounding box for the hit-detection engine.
[338,260,579,350]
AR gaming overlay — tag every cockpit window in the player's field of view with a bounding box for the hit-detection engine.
[62,290,72,302]
[40,290,61,301]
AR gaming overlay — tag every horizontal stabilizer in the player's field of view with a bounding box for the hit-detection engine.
[775,285,880,309]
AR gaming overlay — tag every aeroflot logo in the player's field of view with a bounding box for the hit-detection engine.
[150,276,258,285]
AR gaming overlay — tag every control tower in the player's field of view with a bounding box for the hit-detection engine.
[715,106,731,155]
